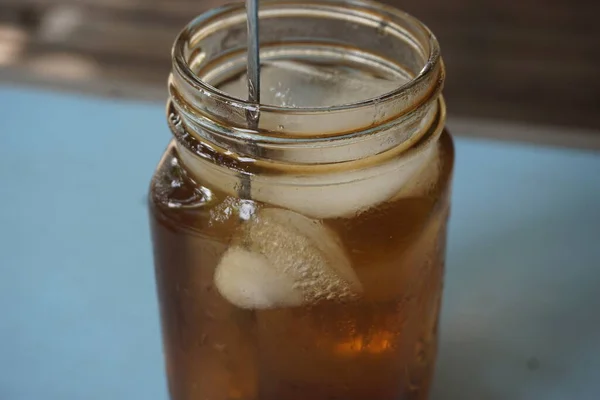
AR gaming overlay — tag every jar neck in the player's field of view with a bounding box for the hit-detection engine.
[167,0,445,169]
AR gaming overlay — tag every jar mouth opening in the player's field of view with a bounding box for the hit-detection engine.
[172,0,441,115]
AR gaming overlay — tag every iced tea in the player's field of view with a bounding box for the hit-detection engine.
[150,130,453,400]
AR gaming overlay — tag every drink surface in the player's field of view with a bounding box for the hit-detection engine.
[218,60,410,108]
[150,61,454,400]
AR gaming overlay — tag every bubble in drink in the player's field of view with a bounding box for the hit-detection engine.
[215,208,362,309]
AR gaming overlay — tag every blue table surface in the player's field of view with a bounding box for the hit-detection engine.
[1,86,599,400]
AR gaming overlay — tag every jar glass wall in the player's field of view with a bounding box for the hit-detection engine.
[149,1,454,399]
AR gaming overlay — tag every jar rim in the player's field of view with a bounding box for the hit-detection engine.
[172,0,441,115]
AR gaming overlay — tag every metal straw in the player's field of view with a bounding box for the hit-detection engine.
[245,0,260,130]
[239,0,260,200]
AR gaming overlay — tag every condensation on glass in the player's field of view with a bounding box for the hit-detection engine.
[149,1,454,399]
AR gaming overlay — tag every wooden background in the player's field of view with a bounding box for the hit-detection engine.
[1,0,599,137]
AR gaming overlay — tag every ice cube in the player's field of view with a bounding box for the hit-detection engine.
[258,145,439,219]
[214,208,362,309]
[177,140,438,219]
[218,60,411,136]
[389,144,440,200]
[214,247,304,309]
[219,60,407,108]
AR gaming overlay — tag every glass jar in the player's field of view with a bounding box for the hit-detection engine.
[149,1,454,399]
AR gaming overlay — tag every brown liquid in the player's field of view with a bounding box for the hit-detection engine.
[149,131,454,400]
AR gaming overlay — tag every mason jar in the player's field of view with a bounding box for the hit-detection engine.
[149,1,454,399]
